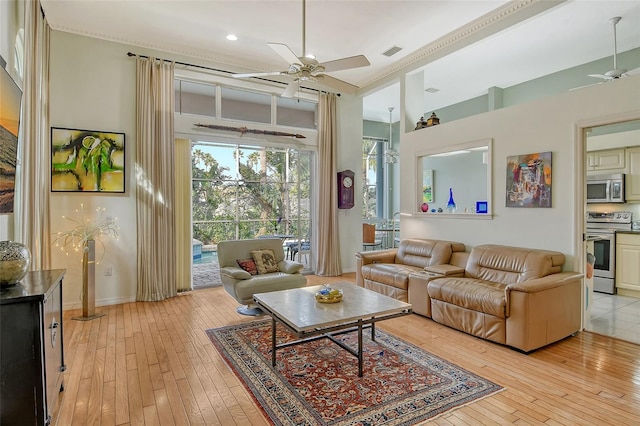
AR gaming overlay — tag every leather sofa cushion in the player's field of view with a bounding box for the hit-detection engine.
[360,263,424,291]
[395,238,465,269]
[465,244,564,283]
[428,277,507,318]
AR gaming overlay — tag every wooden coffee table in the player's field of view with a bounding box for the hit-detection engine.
[253,282,412,377]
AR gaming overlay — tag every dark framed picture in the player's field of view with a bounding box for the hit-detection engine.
[51,127,125,193]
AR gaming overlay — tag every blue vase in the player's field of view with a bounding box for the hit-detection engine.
[447,188,457,213]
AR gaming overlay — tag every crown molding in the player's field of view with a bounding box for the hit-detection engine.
[357,0,567,90]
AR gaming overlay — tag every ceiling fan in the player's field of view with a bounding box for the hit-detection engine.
[588,16,640,81]
[232,0,370,97]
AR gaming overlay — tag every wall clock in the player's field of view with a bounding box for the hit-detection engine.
[337,169,355,209]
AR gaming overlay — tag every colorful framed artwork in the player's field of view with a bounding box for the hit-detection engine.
[422,169,433,203]
[51,127,125,192]
[506,151,551,208]
[0,66,22,213]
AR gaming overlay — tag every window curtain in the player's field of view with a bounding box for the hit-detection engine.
[175,138,192,292]
[315,93,342,275]
[15,1,51,271]
[135,57,177,301]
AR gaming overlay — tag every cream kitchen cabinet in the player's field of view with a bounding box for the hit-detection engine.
[625,147,640,201]
[616,233,640,295]
[587,148,626,172]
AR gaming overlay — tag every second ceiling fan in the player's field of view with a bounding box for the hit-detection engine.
[232,0,370,97]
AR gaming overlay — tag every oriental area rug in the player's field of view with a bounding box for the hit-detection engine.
[206,320,503,425]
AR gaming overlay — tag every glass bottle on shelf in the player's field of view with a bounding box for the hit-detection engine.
[447,188,457,213]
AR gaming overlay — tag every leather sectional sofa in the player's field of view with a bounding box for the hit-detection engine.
[356,238,466,302]
[356,240,583,352]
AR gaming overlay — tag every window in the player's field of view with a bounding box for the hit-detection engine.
[192,142,313,267]
[277,97,317,129]
[362,137,386,219]
[175,80,215,116]
[220,87,270,123]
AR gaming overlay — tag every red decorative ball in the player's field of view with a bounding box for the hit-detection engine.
[420,203,429,212]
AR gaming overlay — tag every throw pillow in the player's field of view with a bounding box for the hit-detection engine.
[236,258,258,276]
[251,249,280,274]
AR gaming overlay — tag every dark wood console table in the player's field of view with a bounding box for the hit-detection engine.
[1,269,66,425]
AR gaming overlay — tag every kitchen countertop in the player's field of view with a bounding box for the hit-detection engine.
[616,230,640,235]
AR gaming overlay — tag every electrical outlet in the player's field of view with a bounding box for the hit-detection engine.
[105,266,113,276]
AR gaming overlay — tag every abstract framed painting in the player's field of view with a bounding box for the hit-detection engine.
[422,169,434,203]
[51,127,125,193]
[506,151,551,208]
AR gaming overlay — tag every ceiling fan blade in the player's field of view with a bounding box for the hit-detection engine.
[320,55,370,72]
[314,74,359,94]
[624,66,640,76]
[588,73,609,80]
[232,71,286,78]
[569,82,603,91]
[281,81,299,98]
[268,43,301,65]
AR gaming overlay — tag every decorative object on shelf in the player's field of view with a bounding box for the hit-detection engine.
[447,188,457,213]
[415,116,427,130]
[0,241,31,286]
[51,127,125,193]
[506,151,552,208]
[53,204,119,320]
[315,284,343,303]
[195,123,306,139]
[426,112,440,127]
[420,203,429,212]
[476,201,489,214]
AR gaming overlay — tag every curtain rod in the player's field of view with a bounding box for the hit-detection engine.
[126,51,339,96]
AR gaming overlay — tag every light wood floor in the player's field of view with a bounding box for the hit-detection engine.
[54,274,640,425]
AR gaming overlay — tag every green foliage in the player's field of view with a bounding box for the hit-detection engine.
[191,144,311,245]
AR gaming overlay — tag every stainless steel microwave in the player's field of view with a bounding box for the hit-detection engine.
[587,173,625,203]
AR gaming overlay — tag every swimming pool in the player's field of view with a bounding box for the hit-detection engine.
[193,251,218,264]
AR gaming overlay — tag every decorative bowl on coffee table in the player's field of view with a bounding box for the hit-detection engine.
[315,285,343,303]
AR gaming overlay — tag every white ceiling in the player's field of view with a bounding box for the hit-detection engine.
[40,0,640,123]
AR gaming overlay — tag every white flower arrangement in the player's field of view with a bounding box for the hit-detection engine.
[53,204,119,262]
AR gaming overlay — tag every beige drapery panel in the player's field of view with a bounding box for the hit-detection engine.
[135,57,177,301]
[175,138,192,292]
[15,1,51,270]
[315,93,342,275]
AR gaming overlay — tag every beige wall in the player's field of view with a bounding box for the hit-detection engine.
[399,75,640,271]
[49,31,366,307]
[49,31,138,308]
[47,29,640,306]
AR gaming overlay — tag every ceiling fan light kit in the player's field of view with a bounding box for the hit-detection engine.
[232,0,370,98]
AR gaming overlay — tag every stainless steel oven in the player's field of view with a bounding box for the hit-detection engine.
[586,211,632,294]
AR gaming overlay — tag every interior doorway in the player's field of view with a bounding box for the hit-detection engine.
[580,115,640,345]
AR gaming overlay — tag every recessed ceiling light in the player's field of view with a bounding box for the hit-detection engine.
[425,87,440,93]
[226,34,238,41]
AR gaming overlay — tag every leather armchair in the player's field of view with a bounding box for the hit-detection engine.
[218,238,307,315]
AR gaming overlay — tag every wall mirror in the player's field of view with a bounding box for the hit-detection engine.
[416,138,492,217]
